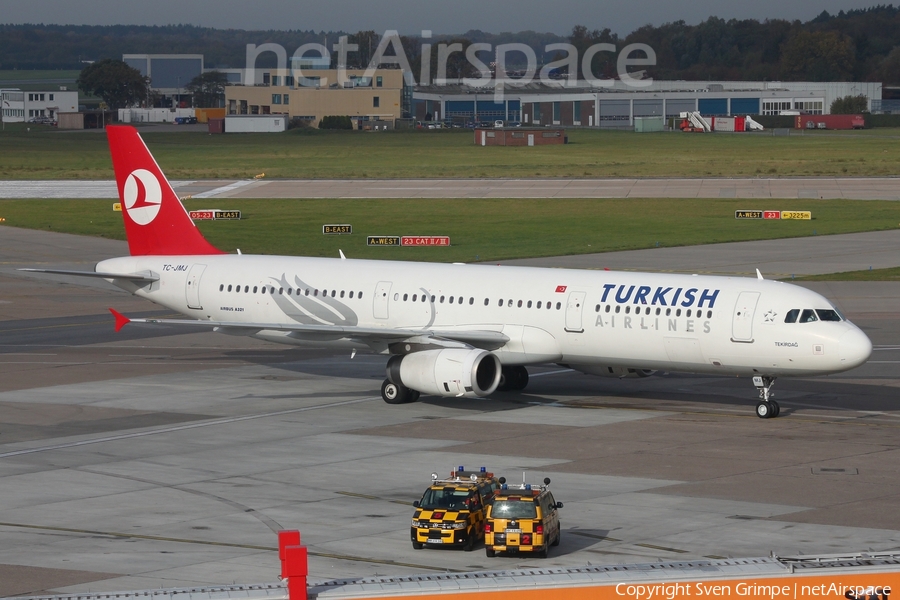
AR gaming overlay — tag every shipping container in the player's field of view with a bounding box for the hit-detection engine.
[712,117,735,132]
[794,114,864,130]
[224,115,288,133]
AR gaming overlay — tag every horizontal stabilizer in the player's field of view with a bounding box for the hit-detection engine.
[109,308,131,332]
[18,268,159,283]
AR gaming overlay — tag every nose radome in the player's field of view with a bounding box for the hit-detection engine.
[839,327,873,369]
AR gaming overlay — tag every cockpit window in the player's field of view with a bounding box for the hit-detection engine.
[799,309,818,323]
[816,309,842,322]
[785,309,799,323]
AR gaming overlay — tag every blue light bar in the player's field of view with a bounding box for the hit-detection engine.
[458,465,465,472]
[480,466,486,472]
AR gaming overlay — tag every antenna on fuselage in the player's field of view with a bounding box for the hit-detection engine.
[756,269,764,280]
[339,250,346,260]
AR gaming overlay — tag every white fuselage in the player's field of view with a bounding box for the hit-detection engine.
[97,254,872,378]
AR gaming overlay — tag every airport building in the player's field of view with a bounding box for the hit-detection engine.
[414,80,883,127]
[123,54,205,107]
[1,88,79,123]
[224,68,409,128]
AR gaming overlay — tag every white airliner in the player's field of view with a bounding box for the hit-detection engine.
[23,126,872,419]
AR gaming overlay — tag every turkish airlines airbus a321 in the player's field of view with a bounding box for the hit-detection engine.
[23,126,872,419]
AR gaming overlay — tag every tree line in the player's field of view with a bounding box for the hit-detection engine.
[3,6,898,83]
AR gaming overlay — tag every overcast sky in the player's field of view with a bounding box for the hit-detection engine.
[0,0,886,36]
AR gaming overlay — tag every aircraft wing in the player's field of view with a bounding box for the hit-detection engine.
[18,268,159,283]
[109,309,509,349]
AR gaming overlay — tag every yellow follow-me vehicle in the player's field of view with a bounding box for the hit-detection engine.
[485,476,563,558]
[410,467,500,551]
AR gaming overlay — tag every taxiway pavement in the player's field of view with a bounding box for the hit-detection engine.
[2,177,900,200]
[0,227,898,597]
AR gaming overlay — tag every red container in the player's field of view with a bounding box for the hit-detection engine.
[794,114,865,130]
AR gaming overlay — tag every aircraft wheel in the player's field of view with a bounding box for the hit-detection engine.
[512,366,529,390]
[770,400,781,418]
[382,379,410,404]
[756,401,772,419]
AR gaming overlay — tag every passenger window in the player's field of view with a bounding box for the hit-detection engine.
[314,289,319,296]
[686,309,691,317]
[615,305,620,313]
[262,287,267,294]
[340,290,344,298]
[605,305,611,313]
[655,307,660,315]
[800,309,818,323]
[227,284,232,292]
[625,306,630,314]
[393,293,398,301]
[449,296,454,304]
[458,296,463,304]
[707,310,712,318]
[517,300,523,308]
[403,293,408,301]
[350,291,355,299]
[508,299,513,307]
[305,289,310,296]
[816,309,842,322]
[556,302,561,310]
[537,301,542,309]
[219,284,224,291]
[484,298,489,306]
[253,286,258,293]
[359,292,363,299]
[244,286,249,293]
[676,309,681,317]
[666,308,671,316]
[440,296,445,303]
[785,309,799,323]
[288,288,293,295]
[469,297,474,305]
[430,295,435,302]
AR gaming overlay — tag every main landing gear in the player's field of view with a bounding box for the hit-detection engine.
[381,379,420,405]
[753,376,780,419]
[497,366,529,392]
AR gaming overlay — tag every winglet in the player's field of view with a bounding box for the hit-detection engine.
[109,308,131,332]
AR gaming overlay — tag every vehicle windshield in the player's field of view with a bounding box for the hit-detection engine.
[491,500,537,519]
[419,488,474,510]
[816,309,842,322]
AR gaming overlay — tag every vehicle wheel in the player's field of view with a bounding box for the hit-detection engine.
[463,534,475,552]
[512,366,529,390]
[486,548,496,558]
[536,546,548,559]
[755,401,771,419]
[771,400,781,417]
[551,531,560,547]
[382,379,409,405]
[412,541,423,550]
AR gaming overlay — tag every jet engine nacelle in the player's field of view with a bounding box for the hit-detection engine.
[387,349,502,398]
[569,365,656,378]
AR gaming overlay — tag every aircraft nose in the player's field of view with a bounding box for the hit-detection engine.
[839,327,873,369]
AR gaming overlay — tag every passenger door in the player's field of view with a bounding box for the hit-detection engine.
[373,281,392,319]
[185,264,206,310]
[731,291,760,342]
[564,291,586,333]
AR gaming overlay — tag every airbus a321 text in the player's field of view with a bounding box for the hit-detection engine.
[22,126,872,419]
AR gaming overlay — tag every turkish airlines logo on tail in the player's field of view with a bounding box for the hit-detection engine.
[123,169,162,225]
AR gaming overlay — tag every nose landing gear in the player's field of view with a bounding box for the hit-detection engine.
[753,375,780,418]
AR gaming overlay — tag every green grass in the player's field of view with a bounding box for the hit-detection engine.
[789,266,900,282]
[0,70,81,81]
[2,197,897,263]
[0,127,898,180]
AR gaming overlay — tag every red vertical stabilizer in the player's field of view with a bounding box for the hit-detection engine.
[106,125,223,256]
